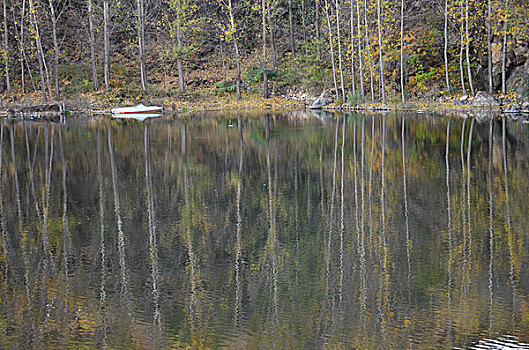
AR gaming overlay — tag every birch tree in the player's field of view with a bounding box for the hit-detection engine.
[137,0,147,91]
[400,0,405,103]
[3,0,11,97]
[334,0,345,100]
[103,0,110,90]
[48,0,61,100]
[443,0,450,92]
[376,0,386,104]
[323,0,338,98]
[464,0,474,95]
[261,0,269,98]
[501,0,508,94]
[355,0,364,101]
[29,0,51,102]
[88,0,98,91]
[288,0,295,59]
[486,0,493,93]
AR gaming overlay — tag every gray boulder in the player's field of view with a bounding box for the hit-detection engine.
[522,102,529,113]
[309,91,334,109]
[471,91,501,107]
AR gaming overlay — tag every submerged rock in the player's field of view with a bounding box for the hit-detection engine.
[471,91,501,107]
[309,91,334,109]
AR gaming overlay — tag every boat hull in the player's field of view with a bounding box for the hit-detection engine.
[111,103,163,115]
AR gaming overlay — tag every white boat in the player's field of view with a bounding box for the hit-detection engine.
[111,103,163,115]
[112,113,162,121]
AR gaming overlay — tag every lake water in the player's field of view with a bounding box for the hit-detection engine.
[0,111,528,349]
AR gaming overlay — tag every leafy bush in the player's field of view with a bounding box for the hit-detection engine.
[346,90,364,105]
[215,81,237,94]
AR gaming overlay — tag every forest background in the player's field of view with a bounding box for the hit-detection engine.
[1,0,529,107]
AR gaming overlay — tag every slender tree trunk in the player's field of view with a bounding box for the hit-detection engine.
[376,0,386,104]
[459,2,466,95]
[103,0,110,90]
[301,0,307,54]
[356,0,364,101]
[13,4,38,99]
[18,0,26,93]
[400,0,406,103]
[316,0,322,60]
[487,0,493,93]
[288,0,296,59]
[176,8,185,93]
[227,0,241,100]
[323,0,338,98]
[88,0,98,91]
[364,0,374,101]
[501,0,508,95]
[29,0,47,102]
[48,0,60,100]
[335,0,346,100]
[262,0,269,98]
[464,0,474,95]
[350,0,356,95]
[267,4,277,67]
[137,0,147,91]
[400,0,405,103]
[3,0,11,97]
[220,40,227,87]
[444,0,450,93]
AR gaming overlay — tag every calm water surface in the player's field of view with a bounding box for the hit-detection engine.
[0,112,528,349]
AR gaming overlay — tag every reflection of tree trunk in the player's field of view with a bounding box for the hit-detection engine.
[465,118,474,279]
[368,117,375,250]
[234,114,244,334]
[460,118,467,296]
[402,117,410,301]
[27,126,41,217]
[96,128,108,349]
[0,123,10,300]
[182,123,200,340]
[339,116,346,305]
[59,126,71,343]
[487,120,494,335]
[359,115,367,335]
[265,115,278,343]
[445,120,453,347]
[502,118,515,333]
[42,126,55,275]
[108,127,135,343]
[378,116,388,342]
[145,126,162,339]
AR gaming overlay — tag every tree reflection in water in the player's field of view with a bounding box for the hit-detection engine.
[0,113,527,349]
